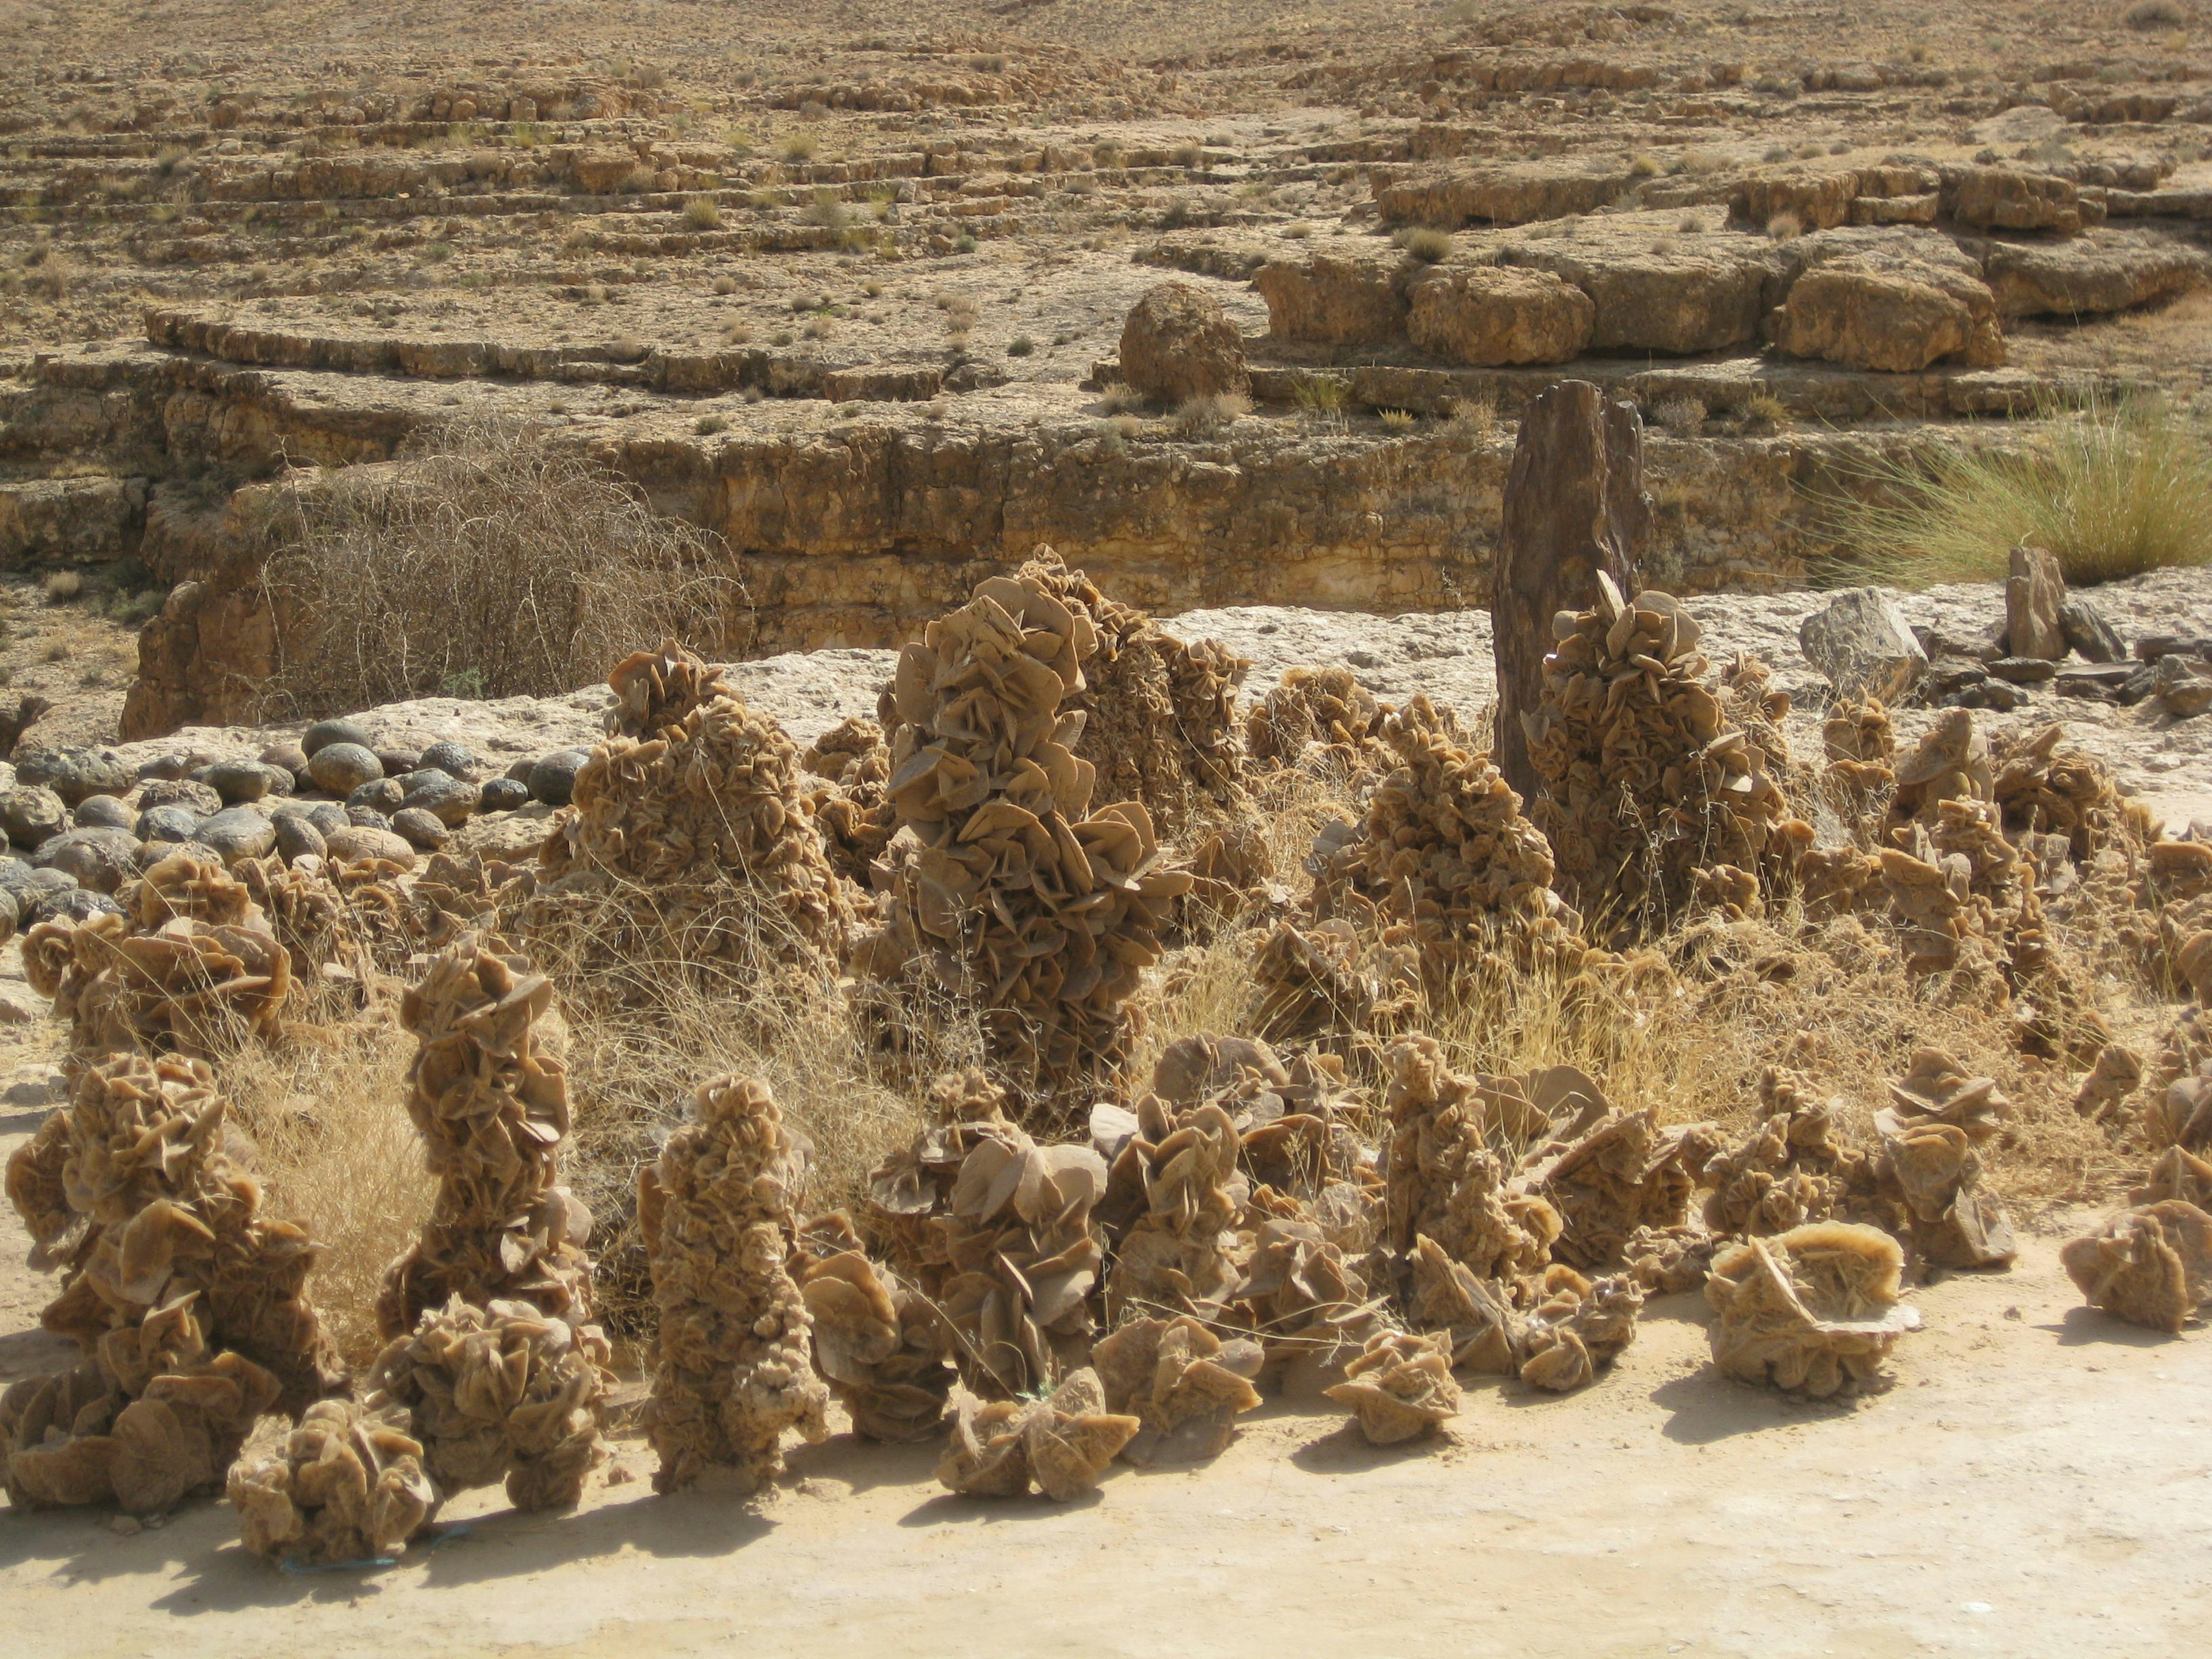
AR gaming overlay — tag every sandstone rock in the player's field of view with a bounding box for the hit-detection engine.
[29,826,142,894]
[1734,169,1866,233]
[392,806,451,850]
[349,778,406,815]
[2152,653,2212,717]
[1850,192,1940,225]
[326,825,417,867]
[1375,162,1630,229]
[1983,234,2205,319]
[139,778,222,816]
[1118,281,1248,405]
[1774,257,2004,372]
[16,747,135,806]
[198,806,279,862]
[308,741,384,794]
[259,742,309,778]
[1945,167,2085,236]
[1404,264,1593,365]
[1253,253,1408,344]
[2006,545,2067,662]
[204,759,274,804]
[1494,382,1648,800]
[2061,595,2126,664]
[1504,239,1770,355]
[1799,588,1928,703]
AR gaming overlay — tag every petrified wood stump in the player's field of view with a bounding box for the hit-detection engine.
[1492,381,1650,802]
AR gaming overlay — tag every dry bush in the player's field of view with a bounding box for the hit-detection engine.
[1396,225,1453,262]
[1175,391,1251,435]
[681,195,722,230]
[253,418,740,717]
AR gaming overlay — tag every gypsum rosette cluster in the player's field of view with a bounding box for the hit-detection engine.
[1249,916,1420,1047]
[1,1054,336,1512]
[2059,1199,2212,1333]
[22,852,292,1059]
[1819,694,1896,821]
[1991,722,2149,863]
[533,639,851,969]
[639,1074,828,1492]
[798,715,896,889]
[1312,695,1588,991]
[364,1294,611,1512]
[1244,665,1391,775]
[228,1398,438,1566]
[1013,546,1250,835]
[791,1213,956,1443]
[935,1368,1137,1500]
[1877,796,2048,993]
[1522,576,1808,940]
[1699,1066,1876,1238]
[1706,1221,1922,1397]
[859,567,1190,1090]
[1859,1047,2019,1270]
[375,935,593,1341]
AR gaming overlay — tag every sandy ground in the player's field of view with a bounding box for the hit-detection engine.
[3,1058,2206,1658]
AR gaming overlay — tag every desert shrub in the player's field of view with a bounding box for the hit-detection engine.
[1175,391,1251,435]
[2126,0,2186,27]
[1835,392,2212,586]
[683,195,722,230]
[1379,407,1419,431]
[1293,373,1351,422]
[1396,225,1453,262]
[253,419,738,717]
[783,128,819,162]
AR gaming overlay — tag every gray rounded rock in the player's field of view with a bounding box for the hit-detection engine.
[136,753,193,783]
[325,825,417,868]
[31,827,141,894]
[419,739,478,779]
[153,840,228,869]
[74,794,134,830]
[274,813,328,865]
[138,778,224,816]
[257,762,296,798]
[309,743,384,796]
[504,757,537,785]
[0,857,43,923]
[302,718,374,758]
[347,777,405,815]
[402,773,480,827]
[31,885,118,926]
[204,759,274,804]
[305,801,351,838]
[529,748,590,806]
[196,806,278,862]
[376,748,423,778]
[137,804,203,844]
[478,777,532,813]
[346,805,393,831]
[391,806,451,850]
[260,742,310,778]
[2,786,69,849]
[18,747,135,806]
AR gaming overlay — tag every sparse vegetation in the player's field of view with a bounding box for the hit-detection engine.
[1173,389,1250,434]
[683,195,722,230]
[1396,225,1453,262]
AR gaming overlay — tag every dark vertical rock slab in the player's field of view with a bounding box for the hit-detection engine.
[1492,381,1650,802]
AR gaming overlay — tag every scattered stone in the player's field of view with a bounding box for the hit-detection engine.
[479,777,531,813]
[272,813,327,865]
[1798,588,1928,703]
[204,758,274,804]
[1118,280,1249,405]
[2134,634,2212,663]
[528,748,590,806]
[135,804,202,844]
[1987,657,2058,684]
[196,805,279,861]
[345,805,395,831]
[30,884,117,925]
[325,824,416,866]
[1,785,69,849]
[419,739,477,779]
[2059,596,2126,664]
[375,748,423,777]
[347,777,406,814]
[1943,679,2030,713]
[15,746,135,806]
[29,826,142,893]
[1920,622,2006,662]
[138,778,222,815]
[72,794,134,830]
[1404,263,1594,365]
[259,741,310,778]
[304,801,350,839]
[301,717,374,757]
[2152,653,2212,718]
[308,741,384,794]
[391,806,451,849]
[2004,544,2067,661]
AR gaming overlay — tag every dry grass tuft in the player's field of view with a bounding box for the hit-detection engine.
[252,418,740,717]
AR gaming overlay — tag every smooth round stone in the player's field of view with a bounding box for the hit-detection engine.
[345,805,393,831]
[305,801,350,838]
[346,777,405,815]
[30,886,118,926]
[17,747,135,807]
[31,827,141,894]
[274,813,327,865]
[503,757,537,785]
[375,748,423,777]
[402,773,480,827]
[392,767,452,794]
[260,742,310,778]
[204,759,273,804]
[1,786,69,849]
[325,825,417,868]
[478,777,531,813]
[302,718,374,757]
[196,806,278,862]
[419,739,477,779]
[257,761,296,798]
[74,794,134,830]
[136,804,203,844]
[528,748,590,806]
[136,753,192,783]
[0,857,44,922]
[138,778,223,816]
[309,742,384,795]
[391,806,450,850]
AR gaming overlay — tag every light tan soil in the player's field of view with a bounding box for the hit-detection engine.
[3,1077,2205,1657]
